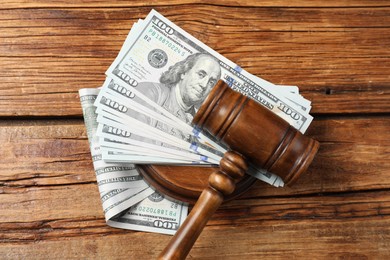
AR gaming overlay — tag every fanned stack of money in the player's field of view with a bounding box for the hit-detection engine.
[79,9,314,235]
[80,89,188,235]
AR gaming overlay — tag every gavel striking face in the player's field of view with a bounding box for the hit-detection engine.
[159,80,319,259]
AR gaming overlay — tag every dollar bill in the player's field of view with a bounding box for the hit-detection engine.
[79,88,188,233]
[94,90,222,164]
[105,9,312,133]
[108,191,188,235]
[97,80,285,185]
[80,88,153,211]
[95,77,227,161]
[94,10,317,187]
[95,76,285,185]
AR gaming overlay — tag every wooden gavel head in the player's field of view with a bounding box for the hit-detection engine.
[193,80,319,186]
[159,80,319,260]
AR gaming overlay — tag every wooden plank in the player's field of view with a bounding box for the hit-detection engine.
[1,0,389,9]
[0,55,388,116]
[0,190,389,258]
[191,218,390,259]
[0,116,389,198]
[2,6,390,31]
[0,120,96,186]
[0,7,389,116]
[1,1,387,259]
[0,223,387,260]
[247,115,390,197]
[1,8,389,58]
[0,184,102,223]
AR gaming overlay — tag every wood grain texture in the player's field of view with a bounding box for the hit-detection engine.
[2,0,390,8]
[0,120,94,187]
[1,1,389,259]
[0,5,389,116]
[5,216,389,259]
[1,190,389,259]
[0,117,388,258]
[0,117,388,196]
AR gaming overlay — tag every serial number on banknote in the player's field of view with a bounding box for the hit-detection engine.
[133,205,179,217]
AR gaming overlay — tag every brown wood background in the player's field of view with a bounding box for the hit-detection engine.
[1,1,389,259]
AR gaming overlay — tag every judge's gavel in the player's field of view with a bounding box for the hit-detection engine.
[158,81,319,259]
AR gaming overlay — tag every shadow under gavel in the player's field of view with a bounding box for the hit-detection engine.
[159,80,319,259]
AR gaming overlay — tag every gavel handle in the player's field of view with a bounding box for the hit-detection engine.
[158,151,247,260]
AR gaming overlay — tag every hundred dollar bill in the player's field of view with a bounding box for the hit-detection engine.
[79,88,188,233]
[105,9,312,134]
[94,97,223,163]
[96,77,226,159]
[95,81,284,185]
[247,165,284,187]
[102,187,154,221]
[79,88,153,218]
[94,93,222,164]
[108,191,188,235]
[99,74,227,149]
[94,116,216,164]
[95,21,292,187]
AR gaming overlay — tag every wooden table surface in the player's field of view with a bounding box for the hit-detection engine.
[1,1,389,259]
